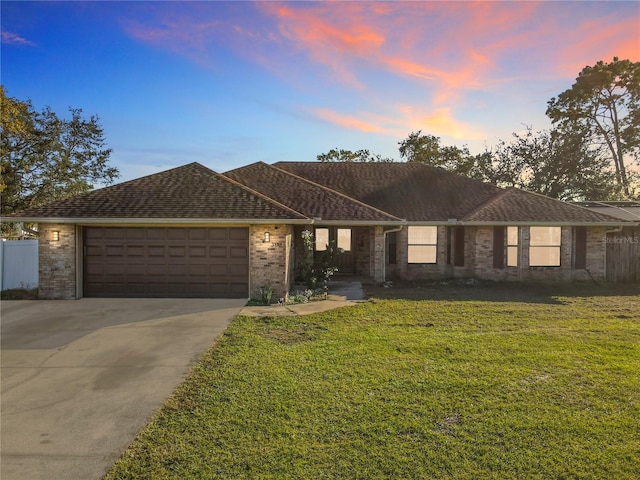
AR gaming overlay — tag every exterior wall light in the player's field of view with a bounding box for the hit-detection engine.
[263,232,270,243]
[51,230,60,241]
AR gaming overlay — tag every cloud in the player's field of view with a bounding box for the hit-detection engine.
[311,108,387,133]
[1,31,36,46]
[310,104,485,141]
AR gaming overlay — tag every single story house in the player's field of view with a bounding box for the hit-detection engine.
[5,161,635,300]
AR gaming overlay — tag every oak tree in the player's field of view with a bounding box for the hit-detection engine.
[1,86,118,236]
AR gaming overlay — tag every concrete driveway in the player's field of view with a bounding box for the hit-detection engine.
[1,298,245,480]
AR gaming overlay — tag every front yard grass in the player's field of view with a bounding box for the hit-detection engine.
[105,284,640,479]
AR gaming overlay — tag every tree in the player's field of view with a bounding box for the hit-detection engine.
[546,58,640,197]
[489,126,617,201]
[317,148,392,163]
[397,130,489,179]
[1,86,118,236]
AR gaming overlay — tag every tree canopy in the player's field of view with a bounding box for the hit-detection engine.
[546,58,640,197]
[317,148,392,163]
[1,86,118,236]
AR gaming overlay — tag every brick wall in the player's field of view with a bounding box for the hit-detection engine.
[39,223,77,299]
[471,226,606,283]
[388,225,608,284]
[584,226,606,282]
[249,224,293,302]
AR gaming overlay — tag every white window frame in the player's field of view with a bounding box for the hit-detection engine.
[529,226,561,267]
[408,226,438,264]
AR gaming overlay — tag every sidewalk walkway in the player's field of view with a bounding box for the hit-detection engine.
[239,279,366,317]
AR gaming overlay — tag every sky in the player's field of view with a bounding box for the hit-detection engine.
[2,1,639,183]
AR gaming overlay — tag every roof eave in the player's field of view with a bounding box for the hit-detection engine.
[2,217,313,225]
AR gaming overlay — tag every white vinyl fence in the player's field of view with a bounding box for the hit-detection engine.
[0,240,38,291]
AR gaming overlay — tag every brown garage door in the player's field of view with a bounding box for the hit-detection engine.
[84,227,249,298]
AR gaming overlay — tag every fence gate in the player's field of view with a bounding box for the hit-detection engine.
[0,240,39,291]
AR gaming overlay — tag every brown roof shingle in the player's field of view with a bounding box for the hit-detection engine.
[463,188,625,224]
[8,163,307,221]
[223,162,402,223]
[274,161,501,221]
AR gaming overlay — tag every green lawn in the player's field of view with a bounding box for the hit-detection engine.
[105,285,640,479]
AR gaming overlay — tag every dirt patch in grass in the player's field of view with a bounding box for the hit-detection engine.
[259,322,328,345]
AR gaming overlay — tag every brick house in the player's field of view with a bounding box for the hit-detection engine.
[6,161,634,300]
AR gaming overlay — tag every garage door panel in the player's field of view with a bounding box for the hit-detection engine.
[126,245,145,256]
[189,246,206,257]
[229,228,249,240]
[147,228,166,240]
[209,246,227,257]
[230,247,247,258]
[84,227,248,298]
[106,246,124,256]
[167,229,187,240]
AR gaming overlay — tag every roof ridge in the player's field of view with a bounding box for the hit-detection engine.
[460,186,509,221]
[216,167,310,220]
[268,162,404,221]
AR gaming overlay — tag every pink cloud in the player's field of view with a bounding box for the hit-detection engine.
[312,108,387,133]
[1,31,36,46]
[120,1,639,137]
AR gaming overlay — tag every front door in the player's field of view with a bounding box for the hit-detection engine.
[314,227,355,275]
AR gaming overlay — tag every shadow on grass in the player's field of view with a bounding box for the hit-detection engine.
[365,279,640,304]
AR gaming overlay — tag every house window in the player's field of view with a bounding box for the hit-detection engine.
[529,227,561,266]
[315,228,329,251]
[337,228,352,251]
[507,226,519,267]
[408,226,438,264]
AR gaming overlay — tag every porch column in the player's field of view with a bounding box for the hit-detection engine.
[39,223,77,299]
[371,226,385,283]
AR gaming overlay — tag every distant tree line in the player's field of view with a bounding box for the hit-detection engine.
[318,58,640,201]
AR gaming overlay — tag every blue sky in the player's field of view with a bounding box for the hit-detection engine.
[2,1,639,182]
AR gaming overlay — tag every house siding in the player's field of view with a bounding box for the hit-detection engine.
[249,224,293,302]
[39,223,77,299]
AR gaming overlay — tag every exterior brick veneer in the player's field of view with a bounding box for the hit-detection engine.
[39,223,77,299]
[466,225,606,283]
[249,224,293,302]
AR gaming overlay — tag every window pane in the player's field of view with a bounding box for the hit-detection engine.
[529,246,560,266]
[315,228,329,251]
[530,227,561,246]
[408,226,437,245]
[507,246,518,267]
[507,226,518,246]
[408,245,437,263]
[337,228,351,251]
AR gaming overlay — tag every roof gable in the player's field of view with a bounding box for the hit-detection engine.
[223,162,402,223]
[463,188,627,224]
[8,163,307,221]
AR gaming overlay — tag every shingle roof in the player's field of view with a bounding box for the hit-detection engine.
[6,161,631,226]
[463,188,625,224]
[274,161,501,221]
[223,162,402,223]
[7,163,307,221]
